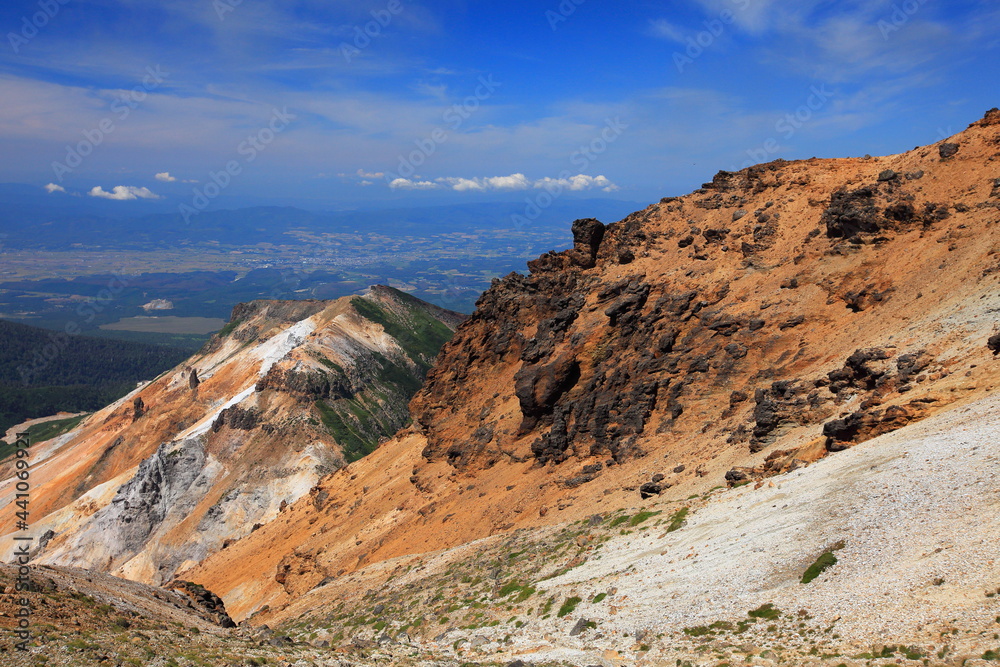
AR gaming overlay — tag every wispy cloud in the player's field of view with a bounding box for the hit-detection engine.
[388,178,437,190]
[388,173,620,193]
[647,18,687,44]
[44,183,67,193]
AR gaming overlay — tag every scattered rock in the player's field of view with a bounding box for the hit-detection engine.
[569,618,592,636]
[939,142,960,159]
[989,334,1000,356]
[877,169,898,182]
[132,396,146,421]
[639,482,663,499]
[779,315,805,330]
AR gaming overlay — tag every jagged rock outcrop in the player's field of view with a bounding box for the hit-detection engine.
[164,579,236,628]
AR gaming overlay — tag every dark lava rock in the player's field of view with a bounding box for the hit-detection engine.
[563,473,597,489]
[673,464,686,473]
[651,473,665,483]
[515,354,581,432]
[989,334,1000,356]
[569,618,592,636]
[724,468,748,483]
[823,187,881,239]
[724,343,748,359]
[570,218,606,268]
[639,482,662,499]
[896,350,931,382]
[877,169,898,182]
[939,143,960,159]
[132,396,146,422]
[779,315,805,330]
[212,405,260,432]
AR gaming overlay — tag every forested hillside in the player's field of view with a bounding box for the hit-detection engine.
[0,319,190,434]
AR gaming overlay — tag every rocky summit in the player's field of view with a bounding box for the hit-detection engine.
[4,110,1000,666]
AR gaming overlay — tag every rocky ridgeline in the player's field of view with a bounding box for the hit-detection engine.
[413,108,1000,499]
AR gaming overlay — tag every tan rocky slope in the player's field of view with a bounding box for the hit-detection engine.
[185,109,1000,626]
[0,286,462,585]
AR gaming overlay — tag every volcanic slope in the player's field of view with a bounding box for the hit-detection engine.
[184,109,1000,627]
[0,286,462,585]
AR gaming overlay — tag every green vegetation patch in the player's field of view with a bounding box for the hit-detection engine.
[801,541,844,584]
[215,318,242,339]
[314,400,376,462]
[629,510,661,526]
[666,506,689,533]
[801,552,838,584]
[28,413,89,443]
[748,603,782,620]
[351,294,454,368]
[557,596,582,618]
[498,582,535,602]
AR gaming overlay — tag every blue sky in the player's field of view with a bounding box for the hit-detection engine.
[0,0,997,211]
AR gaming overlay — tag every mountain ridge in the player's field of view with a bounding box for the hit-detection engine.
[0,287,462,585]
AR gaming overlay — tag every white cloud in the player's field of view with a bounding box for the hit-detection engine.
[356,169,384,179]
[648,18,687,44]
[534,174,619,192]
[44,183,66,194]
[419,173,618,193]
[88,185,161,201]
[388,178,439,190]
[155,171,177,182]
[436,173,532,192]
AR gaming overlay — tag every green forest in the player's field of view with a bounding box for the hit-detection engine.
[0,319,190,435]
